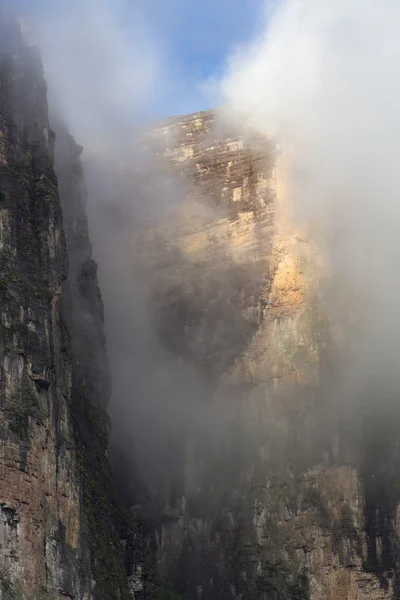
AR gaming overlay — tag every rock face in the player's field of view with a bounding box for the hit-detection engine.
[0,22,134,600]
[137,112,277,378]
[0,22,82,598]
[131,111,400,600]
[53,120,135,600]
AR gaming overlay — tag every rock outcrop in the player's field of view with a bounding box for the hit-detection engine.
[0,21,137,600]
[0,22,86,598]
[130,111,400,600]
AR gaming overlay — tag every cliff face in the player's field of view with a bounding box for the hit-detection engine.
[53,121,136,600]
[132,112,400,600]
[0,22,134,600]
[134,113,276,380]
[0,23,84,598]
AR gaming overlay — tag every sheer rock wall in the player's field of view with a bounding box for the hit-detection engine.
[135,111,400,600]
[0,22,135,600]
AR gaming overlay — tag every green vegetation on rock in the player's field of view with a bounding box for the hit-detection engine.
[4,384,45,441]
[256,563,309,600]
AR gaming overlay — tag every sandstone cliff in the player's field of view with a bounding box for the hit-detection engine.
[0,21,142,600]
[128,111,400,600]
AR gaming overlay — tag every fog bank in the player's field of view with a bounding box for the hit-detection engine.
[219,0,400,398]
[9,0,240,495]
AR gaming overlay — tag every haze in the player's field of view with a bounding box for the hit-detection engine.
[7,0,400,493]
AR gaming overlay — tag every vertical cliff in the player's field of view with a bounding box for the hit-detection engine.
[54,120,135,600]
[0,20,136,600]
[0,21,85,598]
[124,111,320,598]
[127,111,400,600]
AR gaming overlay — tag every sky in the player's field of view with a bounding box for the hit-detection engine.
[12,0,267,120]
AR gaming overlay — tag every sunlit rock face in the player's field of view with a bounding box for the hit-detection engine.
[130,111,400,600]
[134,111,277,379]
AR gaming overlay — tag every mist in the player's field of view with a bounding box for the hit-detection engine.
[3,0,400,594]
[219,0,400,404]
[11,0,400,504]
[7,0,263,499]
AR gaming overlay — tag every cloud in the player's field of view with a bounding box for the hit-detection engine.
[11,0,161,154]
[218,0,400,395]
[10,0,266,133]
[7,0,271,495]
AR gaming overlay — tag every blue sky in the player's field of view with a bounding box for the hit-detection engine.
[145,0,266,116]
[14,0,266,119]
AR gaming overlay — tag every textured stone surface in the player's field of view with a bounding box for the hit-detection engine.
[133,111,400,600]
[53,119,135,600]
[0,22,85,599]
[0,21,137,600]
[138,111,276,378]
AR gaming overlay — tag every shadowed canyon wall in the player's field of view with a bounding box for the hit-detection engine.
[0,21,159,600]
[0,22,94,598]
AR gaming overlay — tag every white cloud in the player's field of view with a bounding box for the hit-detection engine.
[15,0,160,153]
[218,0,400,392]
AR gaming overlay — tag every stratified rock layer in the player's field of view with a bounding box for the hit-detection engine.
[133,111,400,600]
[0,22,134,600]
[0,23,85,598]
[138,111,277,377]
